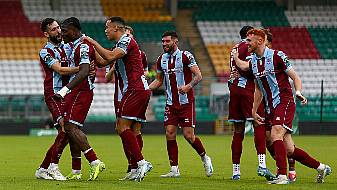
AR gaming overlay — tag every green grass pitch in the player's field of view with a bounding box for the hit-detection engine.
[0,135,335,190]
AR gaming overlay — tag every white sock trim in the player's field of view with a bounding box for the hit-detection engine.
[258,154,266,168]
[83,148,92,154]
[233,164,240,175]
[72,169,81,174]
[317,163,325,171]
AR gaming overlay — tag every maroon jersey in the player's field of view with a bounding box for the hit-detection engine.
[114,34,149,92]
[250,47,293,113]
[229,40,255,90]
[140,50,148,71]
[39,42,69,98]
[156,48,197,106]
[68,38,96,91]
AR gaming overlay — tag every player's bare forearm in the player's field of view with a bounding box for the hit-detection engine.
[105,69,114,83]
[149,80,161,90]
[188,65,202,88]
[252,83,263,114]
[66,64,89,90]
[287,68,307,104]
[189,73,202,88]
[59,66,79,76]
[287,68,302,92]
[149,73,163,90]
[83,36,118,62]
[95,51,111,67]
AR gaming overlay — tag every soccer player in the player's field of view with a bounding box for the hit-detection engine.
[83,16,152,182]
[149,31,213,178]
[104,25,149,179]
[36,18,81,181]
[261,28,297,182]
[55,17,105,181]
[125,25,149,76]
[228,26,275,181]
[233,28,331,184]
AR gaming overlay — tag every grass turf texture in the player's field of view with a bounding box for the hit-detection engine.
[0,135,335,190]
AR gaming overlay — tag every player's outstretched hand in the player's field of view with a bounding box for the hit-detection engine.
[296,91,307,105]
[231,48,239,61]
[54,86,70,99]
[81,36,95,44]
[253,112,264,125]
[178,84,192,94]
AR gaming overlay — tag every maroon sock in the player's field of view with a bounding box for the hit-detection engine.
[72,157,81,170]
[288,157,295,171]
[167,140,178,166]
[289,147,320,169]
[120,129,144,163]
[50,131,69,164]
[122,139,132,165]
[267,144,276,160]
[84,148,98,163]
[231,132,244,164]
[273,140,287,175]
[191,137,206,157]
[129,134,144,169]
[40,144,55,169]
[136,134,143,151]
[253,125,266,154]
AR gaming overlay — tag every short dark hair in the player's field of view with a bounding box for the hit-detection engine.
[108,16,126,27]
[125,25,134,35]
[262,28,273,43]
[61,17,81,30]
[240,25,254,39]
[41,18,56,32]
[162,31,179,39]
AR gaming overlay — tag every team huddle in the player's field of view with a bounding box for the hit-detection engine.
[34,16,330,184]
[35,16,212,182]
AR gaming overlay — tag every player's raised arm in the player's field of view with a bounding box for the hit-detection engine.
[83,36,125,62]
[94,50,111,68]
[56,44,90,98]
[51,62,79,75]
[40,48,79,76]
[232,48,250,71]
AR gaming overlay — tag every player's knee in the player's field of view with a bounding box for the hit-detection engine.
[165,130,176,139]
[132,126,141,135]
[183,134,195,144]
[115,125,128,135]
[63,123,73,133]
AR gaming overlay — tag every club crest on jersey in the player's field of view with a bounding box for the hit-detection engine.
[266,58,272,65]
[44,54,53,62]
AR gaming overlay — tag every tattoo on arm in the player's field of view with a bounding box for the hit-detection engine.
[188,77,199,88]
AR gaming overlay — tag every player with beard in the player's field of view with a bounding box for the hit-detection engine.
[233,28,331,184]
[56,17,105,181]
[36,18,81,181]
[149,31,213,178]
